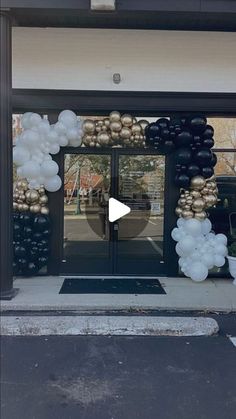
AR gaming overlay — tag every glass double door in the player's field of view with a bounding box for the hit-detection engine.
[62,150,168,275]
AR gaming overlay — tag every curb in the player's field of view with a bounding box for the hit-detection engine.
[0,316,219,337]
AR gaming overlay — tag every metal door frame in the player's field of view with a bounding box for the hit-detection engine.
[59,147,178,277]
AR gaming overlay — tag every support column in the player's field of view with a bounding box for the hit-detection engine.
[0,12,17,299]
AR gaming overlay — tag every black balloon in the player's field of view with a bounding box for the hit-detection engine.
[203,138,214,148]
[201,167,214,178]
[14,245,27,258]
[175,148,192,165]
[164,140,175,152]
[187,164,201,177]
[23,226,33,238]
[174,174,190,188]
[19,212,32,226]
[42,229,51,239]
[188,116,207,133]
[211,153,217,167]
[33,232,43,242]
[175,130,193,147]
[161,128,170,141]
[13,223,22,239]
[38,256,49,268]
[194,148,213,167]
[17,258,28,271]
[202,125,214,139]
[145,123,160,140]
[157,118,169,129]
[23,262,39,276]
[33,214,50,232]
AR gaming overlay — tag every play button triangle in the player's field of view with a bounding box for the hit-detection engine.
[108,198,131,222]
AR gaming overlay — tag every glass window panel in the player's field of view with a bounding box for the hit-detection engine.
[208,118,236,149]
[209,151,236,275]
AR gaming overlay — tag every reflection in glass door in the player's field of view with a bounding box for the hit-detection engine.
[116,154,166,275]
[62,153,112,274]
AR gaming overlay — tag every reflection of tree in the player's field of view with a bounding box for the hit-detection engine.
[64,155,110,188]
[208,118,236,176]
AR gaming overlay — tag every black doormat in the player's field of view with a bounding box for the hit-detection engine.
[59,278,166,295]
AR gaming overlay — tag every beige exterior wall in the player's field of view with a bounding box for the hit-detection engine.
[12,28,236,92]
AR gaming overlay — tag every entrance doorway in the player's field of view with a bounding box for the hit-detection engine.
[62,149,175,276]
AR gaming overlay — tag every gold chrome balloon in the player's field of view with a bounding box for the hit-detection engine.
[121,114,133,127]
[190,176,206,191]
[104,118,110,128]
[110,121,122,132]
[22,203,29,211]
[25,190,39,204]
[195,211,207,220]
[131,123,142,134]
[182,210,194,219]
[83,119,96,134]
[41,206,49,215]
[120,127,131,139]
[175,207,182,216]
[109,111,121,122]
[13,202,18,211]
[18,203,24,212]
[190,190,201,199]
[138,119,149,133]
[97,132,110,146]
[30,204,41,213]
[192,198,205,212]
[38,187,45,196]
[39,195,48,205]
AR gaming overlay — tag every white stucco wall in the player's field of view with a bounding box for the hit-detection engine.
[12,28,236,92]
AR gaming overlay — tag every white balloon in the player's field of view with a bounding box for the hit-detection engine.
[69,138,82,147]
[214,255,225,268]
[189,262,208,282]
[184,219,202,236]
[58,136,69,147]
[21,161,41,179]
[47,129,59,144]
[54,121,67,135]
[29,179,40,189]
[66,127,79,141]
[214,244,228,257]
[202,254,214,269]
[44,154,52,161]
[21,112,33,129]
[41,160,59,177]
[44,175,62,192]
[13,146,30,166]
[201,218,212,235]
[28,113,42,127]
[22,129,41,149]
[215,234,227,246]
[171,228,181,242]
[49,144,60,155]
[176,242,185,257]
[58,110,77,127]
[37,119,50,136]
[178,236,196,255]
[177,218,185,228]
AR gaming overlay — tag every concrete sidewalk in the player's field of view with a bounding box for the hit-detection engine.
[1,276,236,312]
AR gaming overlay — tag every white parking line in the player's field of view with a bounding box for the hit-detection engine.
[147,237,163,256]
[229,337,236,347]
[147,219,157,225]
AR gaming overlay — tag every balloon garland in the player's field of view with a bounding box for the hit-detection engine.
[13,112,228,281]
[13,180,51,276]
[13,110,83,191]
[145,116,228,282]
[82,112,148,148]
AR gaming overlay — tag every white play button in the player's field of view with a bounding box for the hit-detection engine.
[108,198,131,222]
